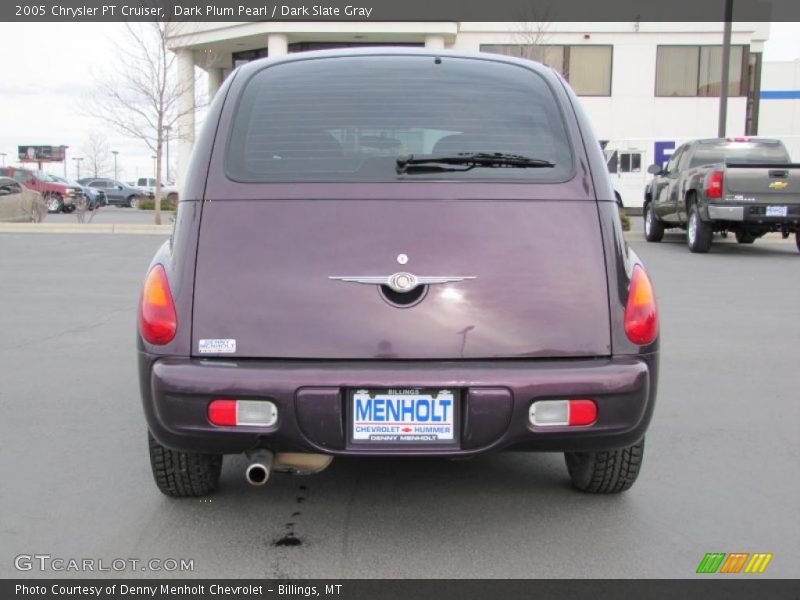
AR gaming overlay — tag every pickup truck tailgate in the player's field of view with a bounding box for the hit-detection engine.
[725,163,800,204]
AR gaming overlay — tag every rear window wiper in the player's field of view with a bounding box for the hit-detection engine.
[396,152,556,174]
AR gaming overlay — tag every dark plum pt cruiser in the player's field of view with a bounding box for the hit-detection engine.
[138,49,659,497]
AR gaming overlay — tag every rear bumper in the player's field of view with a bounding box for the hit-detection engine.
[706,203,800,226]
[139,354,658,456]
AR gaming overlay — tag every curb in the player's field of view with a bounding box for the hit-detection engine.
[0,223,172,235]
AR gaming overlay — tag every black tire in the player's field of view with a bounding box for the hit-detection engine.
[148,431,222,498]
[127,195,139,209]
[644,203,665,242]
[796,231,800,253]
[45,194,63,214]
[735,231,756,244]
[565,438,645,494]
[687,203,712,253]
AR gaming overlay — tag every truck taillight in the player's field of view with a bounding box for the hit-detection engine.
[706,171,724,199]
[139,265,177,345]
[624,266,658,346]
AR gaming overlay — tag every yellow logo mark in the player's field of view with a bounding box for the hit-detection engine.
[744,553,773,574]
[769,181,788,190]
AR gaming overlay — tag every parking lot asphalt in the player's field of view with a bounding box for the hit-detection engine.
[0,229,798,579]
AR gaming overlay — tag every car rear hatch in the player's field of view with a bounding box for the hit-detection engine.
[191,196,611,359]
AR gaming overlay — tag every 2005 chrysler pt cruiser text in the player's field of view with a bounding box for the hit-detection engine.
[138,49,659,497]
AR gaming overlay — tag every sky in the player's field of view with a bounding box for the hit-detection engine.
[0,22,799,182]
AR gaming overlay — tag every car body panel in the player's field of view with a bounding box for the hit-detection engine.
[0,176,45,222]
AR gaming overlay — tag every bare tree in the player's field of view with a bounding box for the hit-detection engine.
[87,21,207,224]
[82,131,111,179]
[514,8,555,64]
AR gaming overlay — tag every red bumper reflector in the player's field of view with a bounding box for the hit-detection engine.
[568,400,597,426]
[208,399,237,426]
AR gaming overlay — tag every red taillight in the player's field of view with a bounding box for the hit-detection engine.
[706,171,724,199]
[139,265,177,345]
[208,399,237,426]
[567,400,597,426]
[624,265,658,345]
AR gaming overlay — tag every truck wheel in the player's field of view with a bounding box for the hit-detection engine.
[687,204,712,253]
[644,203,664,242]
[46,194,63,213]
[565,438,645,493]
[735,231,756,244]
[148,431,223,497]
[127,195,139,209]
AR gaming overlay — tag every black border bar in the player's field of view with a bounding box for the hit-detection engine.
[3,0,800,22]
[5,579,800,600]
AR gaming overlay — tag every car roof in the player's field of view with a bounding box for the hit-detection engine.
[233,46,562,83]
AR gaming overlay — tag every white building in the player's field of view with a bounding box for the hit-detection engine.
[169,21,797,209]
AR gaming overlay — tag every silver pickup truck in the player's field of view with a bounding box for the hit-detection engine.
[643,138,800,253]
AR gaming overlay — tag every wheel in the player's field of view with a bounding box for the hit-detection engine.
[565,438,645,493]
[796,231,800,253]
[644,203,665,242]
[687,204,712,253]
[735,231,756,244]
[46,194,63,213]
[167,192,178,203]
[127,195,139,209]
[148,431,222,497]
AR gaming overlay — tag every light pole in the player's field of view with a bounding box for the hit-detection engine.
[112,150,119,181]
[164,126,171,183]
[73,157,83,180]
[718,0,733,137]
[0,153,6,167]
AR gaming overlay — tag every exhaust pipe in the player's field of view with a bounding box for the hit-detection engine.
[245,449,274,486]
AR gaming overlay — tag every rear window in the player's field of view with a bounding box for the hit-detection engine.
[689,142,790,168]
[226,55,574,182]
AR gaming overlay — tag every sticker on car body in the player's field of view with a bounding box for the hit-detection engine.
[198,339,236,354]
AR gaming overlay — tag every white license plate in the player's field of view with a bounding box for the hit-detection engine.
[766,206,787,217]
[351,388,456,443]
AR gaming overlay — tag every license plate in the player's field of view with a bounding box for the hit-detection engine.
[766,206,787,217]
[351,388,456,444]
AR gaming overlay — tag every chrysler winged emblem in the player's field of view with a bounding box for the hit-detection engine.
[329,272,476,293]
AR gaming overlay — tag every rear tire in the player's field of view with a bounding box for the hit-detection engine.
[148,431,222,498]
[127,195,139,209]
[796,231,800,253]
[565,438,645,494]
[644,203,665,242]
[687,204,712,253]
[735,231,756,244]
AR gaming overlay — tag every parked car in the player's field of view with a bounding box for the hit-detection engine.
[77,178,147,208]
[644,138,800,253]
[136,178,179,203]
[0,166,80,213]
[0,176,46,222]
[138,49,659,498]
[50,175,106,210]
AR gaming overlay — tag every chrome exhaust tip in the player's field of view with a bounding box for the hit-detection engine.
[245,450,274,486]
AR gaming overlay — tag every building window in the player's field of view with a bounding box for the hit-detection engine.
[655,45,747,97]
[232,48,267,69]
[480,44,612,96]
